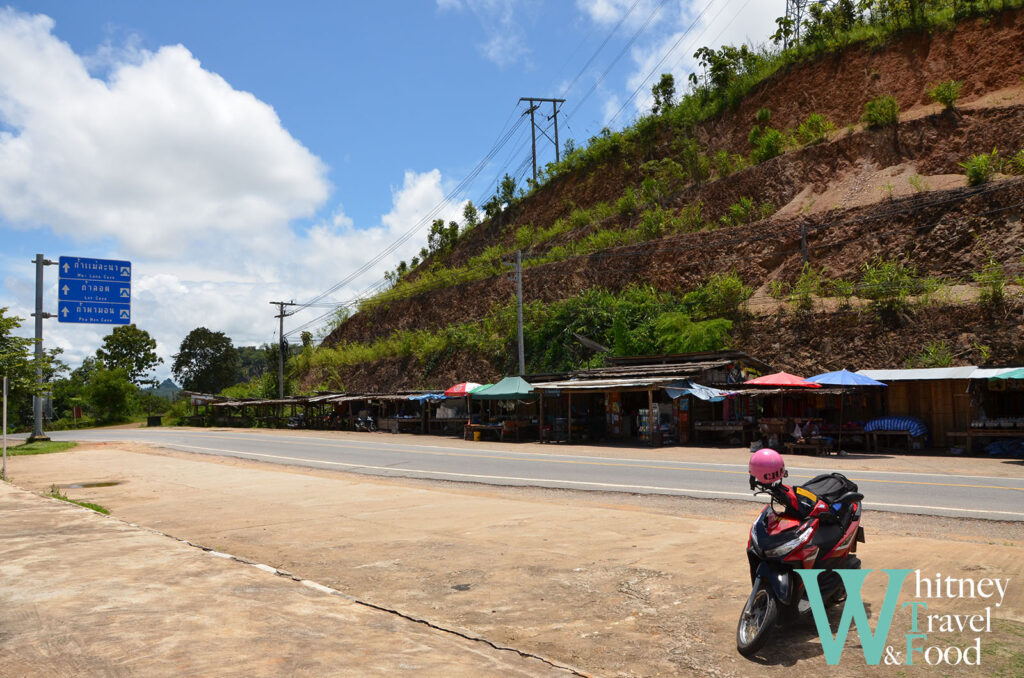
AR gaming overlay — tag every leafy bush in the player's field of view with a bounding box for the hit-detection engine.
[653,313,733,353]
[973,258,1006,308]
[767,280,790,299]
[794,113,836,146]
[681,271,752,319]
[616,187,639,216]
[862,95,900,127]
[927,80,963,110]
[1006,148,1024,175]
[960,148,999,186]
[858,257,934,317]
[711,150,748,178]
[749,126,784,164]
[829,279,856,308]
[789,264,825,312]
[908,174,930,192]
[906,341,954,368]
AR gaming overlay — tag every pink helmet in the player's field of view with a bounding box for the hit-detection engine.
[749,448,786,485]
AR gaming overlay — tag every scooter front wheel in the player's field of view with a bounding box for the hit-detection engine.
[737,578,778,657]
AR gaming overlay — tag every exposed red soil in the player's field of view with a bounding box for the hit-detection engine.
[317,11,1024,391]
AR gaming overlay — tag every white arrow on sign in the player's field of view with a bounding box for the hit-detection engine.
[62,263,70,274]
[61,284,70,295]
[61,307,68,317]
[119,309,129,319]
[120,288,129,297]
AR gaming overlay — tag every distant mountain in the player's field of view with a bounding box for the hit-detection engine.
[145,378,181,399]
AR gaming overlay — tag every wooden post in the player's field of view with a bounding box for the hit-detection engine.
[568,391,573,443]
[647,389,654,446]
[538,391,544,442]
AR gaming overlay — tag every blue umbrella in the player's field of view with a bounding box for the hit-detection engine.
[805,369,886,453]
[806,369,887,387]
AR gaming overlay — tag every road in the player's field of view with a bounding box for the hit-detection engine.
[36,426,1024,521]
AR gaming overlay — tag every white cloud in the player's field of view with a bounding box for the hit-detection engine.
[0,8,468,381]
[0,7,329,259]
[576,0,786,122]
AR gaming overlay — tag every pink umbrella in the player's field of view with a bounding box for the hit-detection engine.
[444,382,483,397]
[744,371,822,388]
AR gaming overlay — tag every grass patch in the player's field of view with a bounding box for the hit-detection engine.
[48,484,110,515]
[7,441,77,456]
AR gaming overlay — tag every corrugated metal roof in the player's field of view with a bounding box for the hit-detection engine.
[969,367,1024,379]
[857,367,978,381]
[531,376,687,391]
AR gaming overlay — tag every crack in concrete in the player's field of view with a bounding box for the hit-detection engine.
[121,516,591,677]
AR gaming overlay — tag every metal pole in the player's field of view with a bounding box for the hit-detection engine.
[516,250,525,375]
[529,105,537,184]
[3,375,8,481]
[278,309,285,399]
[552,100,560,163]
[30,254,53,442]
[269,301,296,399]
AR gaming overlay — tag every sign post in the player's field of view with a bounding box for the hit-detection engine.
[3,375,8,481]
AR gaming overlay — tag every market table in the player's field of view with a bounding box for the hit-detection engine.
[464,423,505,441]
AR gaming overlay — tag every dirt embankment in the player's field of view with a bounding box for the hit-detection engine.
[696,9,1024,155]
[318,11,1024,391]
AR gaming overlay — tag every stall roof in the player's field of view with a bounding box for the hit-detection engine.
[856,367,978,381]
[968,367,1024,379]
[531,376,683,391]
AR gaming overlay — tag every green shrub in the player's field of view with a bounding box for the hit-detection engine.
[749,127,784,164]
[927,80,963,110]
[794,113,836,146]
[908,174,930,192]
[862,95,900,127]
[767,280,790,299]
[1006,148,1024,175]
[829,279,856,308]
[973,258,1006,308]
[710,150,748,178]
[638,207,669,239]
[906,341,954,368]
[616,187,639,215]
[960,148,999,186]
[682,272,752,319]
[790,264,825,312]
[858,256,930,316]
[675,202,706,232]
[755,107,771,124]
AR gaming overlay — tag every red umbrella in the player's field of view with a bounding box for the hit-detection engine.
[744,372,822,388]
[444,382,483,397]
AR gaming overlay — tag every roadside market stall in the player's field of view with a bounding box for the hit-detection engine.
[806,369,887,453]
[467,377,538,441]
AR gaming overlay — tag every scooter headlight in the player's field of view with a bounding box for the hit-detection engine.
[764,525,814,558]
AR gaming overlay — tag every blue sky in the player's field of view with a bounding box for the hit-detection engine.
[0,0,783,380]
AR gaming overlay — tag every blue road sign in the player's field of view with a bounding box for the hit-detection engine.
[59,301,131,325]
[58,256,131,282]
[58,279,131,304]
[58,255,132,325]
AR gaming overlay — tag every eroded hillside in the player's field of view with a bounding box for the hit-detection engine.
[312,10,1024,392]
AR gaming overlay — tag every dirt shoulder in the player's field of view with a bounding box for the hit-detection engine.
[7,443,1024,677]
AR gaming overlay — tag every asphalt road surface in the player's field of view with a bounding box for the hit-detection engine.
[34,427,1024,521]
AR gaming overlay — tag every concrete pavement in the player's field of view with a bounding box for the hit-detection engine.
[0,481,576,677]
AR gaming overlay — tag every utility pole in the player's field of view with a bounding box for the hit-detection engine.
[269,301,297,399]
[29,254,55,442]
[519,97,565,184]
[502,252,526,375]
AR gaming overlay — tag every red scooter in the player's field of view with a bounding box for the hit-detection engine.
[737,460,865,657]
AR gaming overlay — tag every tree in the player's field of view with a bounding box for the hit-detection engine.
[0,308,38,428]
[462,201,479,231]
[84,365,136,423]
[172,327,239,394]
[651,73,676,115]
[95,324,162,387]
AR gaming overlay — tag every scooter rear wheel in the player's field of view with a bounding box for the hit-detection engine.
[737,579,778,658]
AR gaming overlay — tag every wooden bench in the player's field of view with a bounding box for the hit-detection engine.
[868,430,915,452]
[785,440,833,456]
